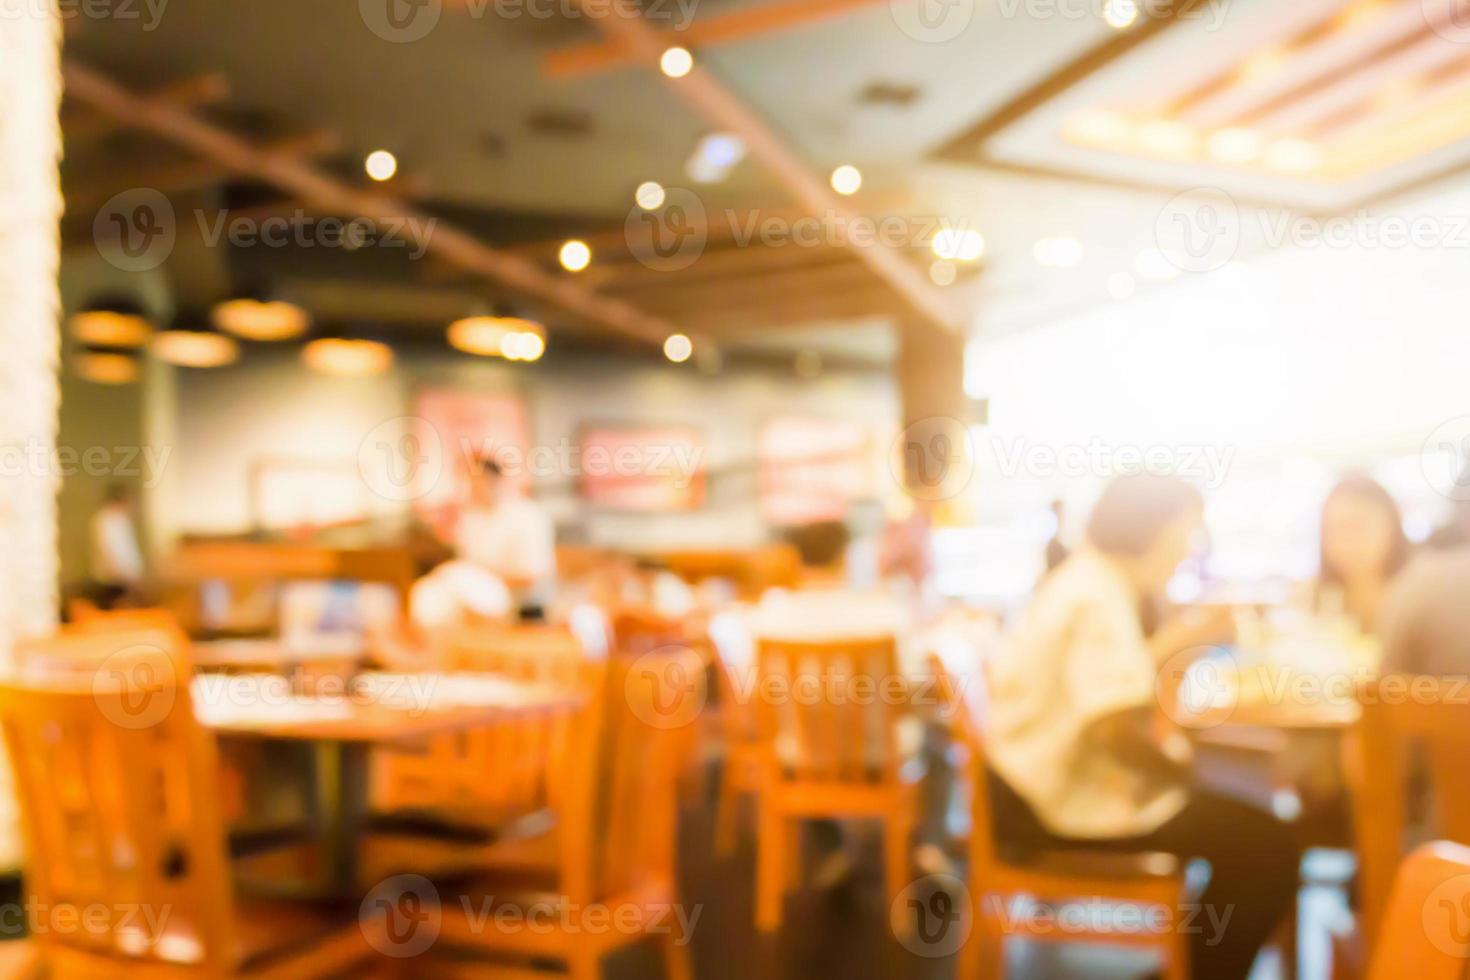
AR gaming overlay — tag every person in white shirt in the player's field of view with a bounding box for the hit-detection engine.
[453,458,557,617]
[985,473,1299,980]
[89,483,145,607]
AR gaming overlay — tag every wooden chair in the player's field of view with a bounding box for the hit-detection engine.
[371,625,590,816]
[1344,842,1470,980]
[929,657,1190,980]
[365,625,594,881]
[433,649,704,980]
[0,675,380,978]
[1351,677,1470,952]
[750,635,921,933]
[712,651,763,857]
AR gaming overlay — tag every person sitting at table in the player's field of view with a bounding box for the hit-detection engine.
[1313,474,1410,635]
[454,457,557,620]
[1380,542,1470,677]
[985,473,1301,980]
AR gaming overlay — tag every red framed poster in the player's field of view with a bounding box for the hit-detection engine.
[577,423,705,511]
[410,388,530,533]
[758,416,875,525]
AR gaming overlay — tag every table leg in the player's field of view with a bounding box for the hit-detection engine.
[314,739,370,896]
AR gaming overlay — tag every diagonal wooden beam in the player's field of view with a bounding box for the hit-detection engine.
[61,61,673,346]
[62,72,230,144]
[543,0,890,79]
[576,6,966,333]
[64,130,339,215]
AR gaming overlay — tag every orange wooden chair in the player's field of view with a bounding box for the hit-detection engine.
[712,651,763,857]
[0,674,380,978]
[1350,677,1470,954]
[929,657,1191,980]
[750,635,921,933]
[365,625,594,882]
[432,649,704,980]
[1344,842,1470,980]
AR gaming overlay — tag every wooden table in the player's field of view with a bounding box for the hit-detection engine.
[191,639,360,673]
[195,672,577,896]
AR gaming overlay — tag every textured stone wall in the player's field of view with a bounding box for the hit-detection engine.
[0,0,63,870]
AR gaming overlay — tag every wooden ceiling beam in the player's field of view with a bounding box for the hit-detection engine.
[543,0,890,79]
[576,6,966,334]
[62,72,230,144]
[64,130,340,215]
[611,255,877,301]
[61,61,674,346]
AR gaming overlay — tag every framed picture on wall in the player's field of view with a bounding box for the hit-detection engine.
[250,458,374,531]
[408,388,531,534]
[758,415,878,526]
[577,423,706,511]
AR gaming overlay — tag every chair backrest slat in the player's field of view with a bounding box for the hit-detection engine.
[756,636,900,784]
[0,651,236,972]
[1354,678,1470,949]
[1368,842,1470,980]
[559,652,702,905]
[375,623,589,816]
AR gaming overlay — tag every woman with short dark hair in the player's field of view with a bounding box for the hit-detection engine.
[986,473,1301,980]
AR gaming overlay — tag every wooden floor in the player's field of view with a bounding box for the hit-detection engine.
[595,778,1349,980]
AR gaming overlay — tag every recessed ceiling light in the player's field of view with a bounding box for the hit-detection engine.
[663,333,693,363]
[152,330,240,369]
[1207,127,1265,164]
[660,47,693,79]
[1066,109,1131,146]
[1102,0,1139,29]
[931,228,985,262]
[635,181,666,209]
[74,351,140,385]
[364,149,398,182]
[1033,236,1084,268]
[830,165,862,196]
[1266,138,1321,173]
[686,132,746,184]
[500,328,546,362]
[558,239,591,272]
[302,338,393,377]
[1138,119,1197,157]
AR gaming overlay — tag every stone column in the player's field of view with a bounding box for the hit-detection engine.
[0,0,64,870]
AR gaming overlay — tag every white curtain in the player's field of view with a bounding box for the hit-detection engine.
[0,0,63,870]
